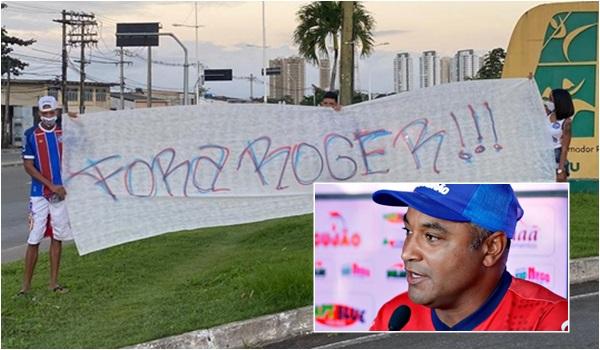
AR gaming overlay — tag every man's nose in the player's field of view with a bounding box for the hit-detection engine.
[401,233,421,262]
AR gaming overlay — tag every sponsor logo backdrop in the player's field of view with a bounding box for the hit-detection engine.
[314,183,568,331]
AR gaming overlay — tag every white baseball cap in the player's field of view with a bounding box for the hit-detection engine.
[38,96,58,112]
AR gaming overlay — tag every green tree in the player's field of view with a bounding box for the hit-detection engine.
[300,87,328,106]
[476,48,506,79]
[352,90,368,104]
[1,4,36,76]
[293,1,375,91]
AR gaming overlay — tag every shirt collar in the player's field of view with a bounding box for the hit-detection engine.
[431,269,513,331]
[38,122,56,133]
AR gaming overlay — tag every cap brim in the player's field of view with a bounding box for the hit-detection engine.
[372,190,471,223]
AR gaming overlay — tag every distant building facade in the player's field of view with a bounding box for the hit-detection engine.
[419,50,441,88]
[393,52,413,93]
[454,49,480,81]
[319,58,331,90]
[440,56,453,84]
[268,56,306,104]
[1,79,115,146]
[109,91,169,110]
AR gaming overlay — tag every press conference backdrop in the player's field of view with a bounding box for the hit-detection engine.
[313,183,568,331]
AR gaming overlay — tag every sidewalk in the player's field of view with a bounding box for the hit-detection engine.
[132,257,599,349]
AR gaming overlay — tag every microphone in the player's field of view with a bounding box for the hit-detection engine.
[388,305,411,331]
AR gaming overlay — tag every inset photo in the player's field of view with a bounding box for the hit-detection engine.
[314,183,569,332]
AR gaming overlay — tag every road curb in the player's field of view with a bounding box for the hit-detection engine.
[128,257,597,348]
[570,256,598,283]
[128,306,312,349]
[2,161,22,167]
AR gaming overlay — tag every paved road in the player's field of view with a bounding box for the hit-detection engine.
[1,164,70,262]
[266,281,599,349]
[2,165,29,250]
[2,148,22,165]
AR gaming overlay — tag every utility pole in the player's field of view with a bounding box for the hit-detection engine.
[53,10,69,112]
[79,22,86,114]
[339,1,354,106]
[3,61,11,148]
[249,73,254,100]
[114,48,133,109]
[234,75,260,100]
[195,1,200,104]
[120,48,125,109]
[147,47,152,108]
[62,11,98,114]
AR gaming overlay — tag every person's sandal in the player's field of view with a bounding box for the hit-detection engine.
[50,285,69,294]
[16,290,28,297]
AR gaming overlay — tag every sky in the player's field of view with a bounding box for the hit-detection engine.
[1,0,551,99]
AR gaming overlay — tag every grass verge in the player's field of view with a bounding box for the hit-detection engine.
[570,192,599,259]
[1,214,313,348]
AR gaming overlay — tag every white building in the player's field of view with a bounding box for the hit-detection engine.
[454,49,480,81]
[440,57,453,84]
[268,56,306,104]
[419,50,441,88]
[393,52,413,93]
[319,58,331,90]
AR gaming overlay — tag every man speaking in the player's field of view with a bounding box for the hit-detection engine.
[369,184,568,331]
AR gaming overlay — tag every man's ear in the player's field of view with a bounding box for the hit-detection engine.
[481,232,508,267]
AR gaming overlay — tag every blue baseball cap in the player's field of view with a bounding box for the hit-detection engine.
[372,184,524,238]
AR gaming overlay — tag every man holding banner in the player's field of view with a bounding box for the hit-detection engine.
[320,91,342,111]
[369,184,568,331]
[18,96,76,295]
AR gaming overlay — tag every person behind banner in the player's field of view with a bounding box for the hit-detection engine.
[544,89,574,182]
[18,96,77,295]
[320,91,342,111]
[369,184,568,331]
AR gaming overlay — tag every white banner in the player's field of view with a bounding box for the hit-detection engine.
[63,78,555,254]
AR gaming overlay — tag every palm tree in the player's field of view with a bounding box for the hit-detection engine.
[293,1,375,92]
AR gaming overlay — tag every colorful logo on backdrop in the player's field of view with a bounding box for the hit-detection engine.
[382,237,404,249]
[341,263,371,278]
[512,221,541,249]
[387,262,407,279]
[383,212,404,224]
[515,266,552,286]
[315,304,366,327]
[315,211,361,248]
[315,260,326,277]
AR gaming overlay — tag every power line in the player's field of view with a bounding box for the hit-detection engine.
[10,53,62,64]
[124,77,183,92]
[67,58,114,84]
[123,51,202,67]
[2,2,57,14]
[54,10,99,113]
[27,47,62,57]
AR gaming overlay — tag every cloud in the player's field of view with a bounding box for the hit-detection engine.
[374,29,411,37]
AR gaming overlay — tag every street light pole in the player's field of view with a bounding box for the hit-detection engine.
[173,9,205,105]
[262,1,267,104]
[194,2,199,104]
[116,32,189,105]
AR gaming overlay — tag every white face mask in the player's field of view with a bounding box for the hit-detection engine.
[544,101,555,113]
[41,116,58,126]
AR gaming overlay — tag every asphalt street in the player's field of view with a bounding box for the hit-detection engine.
[1,163,69,262]
[265,281,599,349]
[2,164,30,250]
